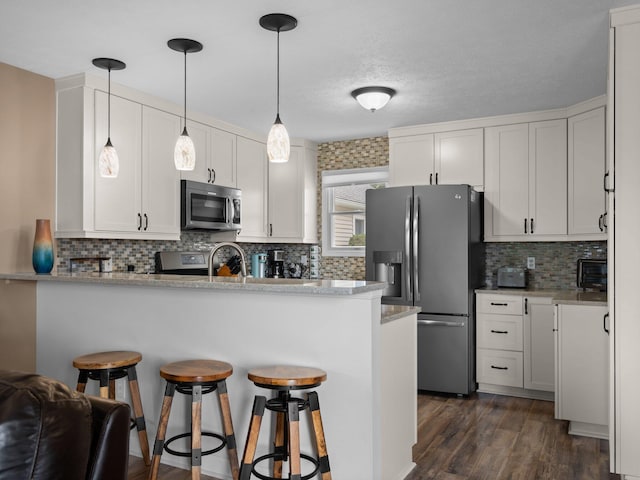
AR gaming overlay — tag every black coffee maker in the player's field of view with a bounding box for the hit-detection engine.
[267,249,285,278]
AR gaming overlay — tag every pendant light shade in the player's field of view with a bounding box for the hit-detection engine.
[260,13,297,163]
[351,86,396,112]
[92,58,126,178]
[168,38,203,171]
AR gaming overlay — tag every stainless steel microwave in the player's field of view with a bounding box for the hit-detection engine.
[180,180,241,232]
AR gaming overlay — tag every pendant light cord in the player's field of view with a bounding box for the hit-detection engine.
[276,28,280,117]
[183,50,187,127]
[107,67,111,139]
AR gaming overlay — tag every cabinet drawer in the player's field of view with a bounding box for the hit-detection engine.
[477,314,523,351]
[477,294,523,315]
[477,349,524,387]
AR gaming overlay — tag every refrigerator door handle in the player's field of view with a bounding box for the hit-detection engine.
[404,196,412,302]
[413,196,420,302]
[418,319,466,327]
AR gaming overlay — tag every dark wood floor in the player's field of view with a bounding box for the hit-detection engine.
[128,391,619,480]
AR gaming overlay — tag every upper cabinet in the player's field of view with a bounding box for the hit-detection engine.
[57,81,181,240]
[567,107,606,239]
[484,119,567,241]
[268,142,318,243]
[235,136,269,241]
[389,128,483,190]
[180,121,236,188]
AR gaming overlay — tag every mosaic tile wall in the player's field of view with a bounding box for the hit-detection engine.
[317,136,389,280]
[485,241,607,290]
[55,233,313,278]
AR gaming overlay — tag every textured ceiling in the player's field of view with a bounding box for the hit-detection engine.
[1,0,637,143]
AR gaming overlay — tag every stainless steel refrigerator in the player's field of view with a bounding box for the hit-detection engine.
[365,184,484,395]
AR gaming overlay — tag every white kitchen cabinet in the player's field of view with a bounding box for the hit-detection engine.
[267,142,318,243]
[181,121,236,188]
[94,95,180,236]
[609,7,640,474]
[568,107,607,239]
[555,303,608,438]
[236,136,268,241]
[476,293,524,389]
[140,106,181,235]
[476,292,554,399]
[484,119,567,241]
[389,129,483,189]
[57,81,181,240]
[93,92,143,233]
[523,296,554,392]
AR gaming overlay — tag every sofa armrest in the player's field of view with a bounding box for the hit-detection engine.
[85,395,130,480]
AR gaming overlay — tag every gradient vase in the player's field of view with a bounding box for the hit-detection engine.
[32,219,54,274]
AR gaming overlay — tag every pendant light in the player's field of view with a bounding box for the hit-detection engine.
[351,86,396,112]
[260,13,297,163]
[168,38,203,171]
[93,58,126,178]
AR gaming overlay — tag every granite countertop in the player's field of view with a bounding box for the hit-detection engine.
[0,271,385,296]
[381,304,421,324]
[476,287,607,306]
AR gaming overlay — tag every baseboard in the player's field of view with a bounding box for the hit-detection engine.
[477,383,554,401]
[568,421,608,440]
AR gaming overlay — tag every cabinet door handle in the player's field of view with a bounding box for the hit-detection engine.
[137,213,142,231]
[208,168,212,183]
[429,173,433,185]
[604,312,610,335]
[143,213,149,231]
[269,223,273,236]
[604,171,614,193]
[435,172,439,184]
[491,365,508,370]
[525,298,528,315]
[490,329,509,334]
[603,211,608,229]
[530,218,534,234]
[211,168,216,184]
[490,302,508,306]
[524,218,528,234]
[598,214,604,232]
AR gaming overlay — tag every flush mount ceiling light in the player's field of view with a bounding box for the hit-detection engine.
[351,86,396,112]
[260,13,297,163]
[168,38,203,171]
[92,58,126,178]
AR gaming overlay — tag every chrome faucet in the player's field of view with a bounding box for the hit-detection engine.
[208,242,247,278]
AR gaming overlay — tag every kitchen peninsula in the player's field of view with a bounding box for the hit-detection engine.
[0,272,418,480]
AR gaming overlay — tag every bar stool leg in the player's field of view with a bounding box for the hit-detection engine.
[99,369,109,399]
[308,392,332,480]
[127,365,151,466]
[273,410,286,478]
[109,378,116,399]
[76,370,89,393]
[240,396,267,480]
[287,400,301,480]
[191,384,203,480]
[148,382,176,480]
[217,380,240,480]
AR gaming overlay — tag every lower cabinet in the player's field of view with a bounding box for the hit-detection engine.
[555,303,609,438]
[476,292,554,399]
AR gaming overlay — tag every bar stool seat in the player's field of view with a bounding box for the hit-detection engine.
[148,359,239,480]
[240,366,332,480]
[72,350,150,466]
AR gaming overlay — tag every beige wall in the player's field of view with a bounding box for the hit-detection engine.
[317,136,388,280]
[0,62,55,371]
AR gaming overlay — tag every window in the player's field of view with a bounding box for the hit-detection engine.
[321,167,388,257]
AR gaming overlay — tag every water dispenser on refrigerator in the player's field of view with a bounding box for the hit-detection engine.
[373,251,403,298]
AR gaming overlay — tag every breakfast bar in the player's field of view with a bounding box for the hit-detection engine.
[0,272,418,480]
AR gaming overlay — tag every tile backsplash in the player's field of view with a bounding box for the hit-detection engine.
[56,233,314,278]
[485,241,607,290]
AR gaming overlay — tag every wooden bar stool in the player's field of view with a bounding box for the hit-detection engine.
[148,359,239,480]
[72,350,151,466]
[239,366,331,480]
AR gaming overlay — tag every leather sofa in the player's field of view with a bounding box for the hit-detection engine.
[0,369,131,480]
